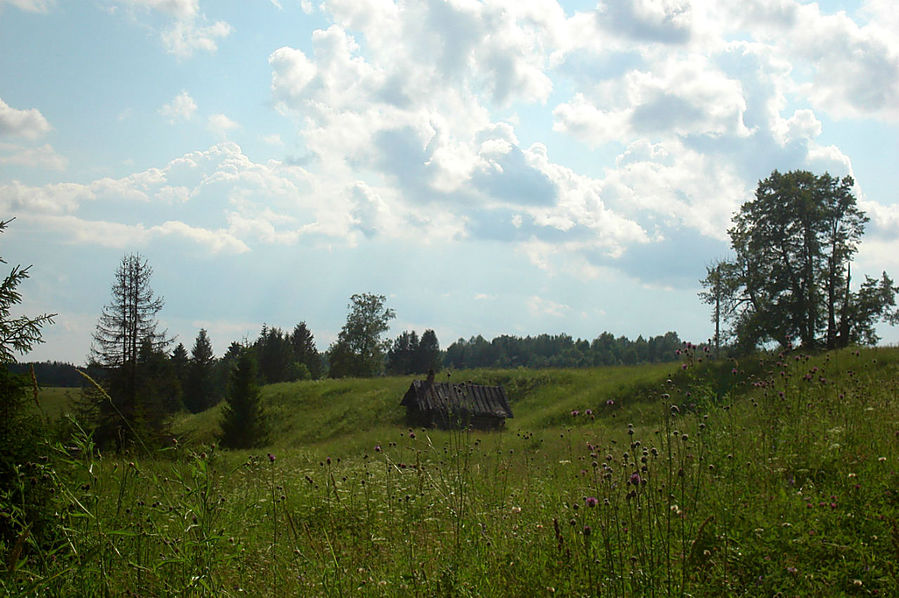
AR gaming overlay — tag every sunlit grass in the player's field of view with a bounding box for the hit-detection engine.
[6,347,898,596]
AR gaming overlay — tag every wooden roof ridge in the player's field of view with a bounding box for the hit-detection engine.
[402,379,513,418]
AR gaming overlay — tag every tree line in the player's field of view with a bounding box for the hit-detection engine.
[4,168,898,453]
[444,331,683,369]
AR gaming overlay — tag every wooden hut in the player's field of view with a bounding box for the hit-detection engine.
[401,376,513,429]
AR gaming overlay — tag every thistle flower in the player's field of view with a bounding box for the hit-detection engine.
[585,496,598,508]
[267,453,276,463]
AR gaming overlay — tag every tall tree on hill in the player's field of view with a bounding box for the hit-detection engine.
[387,330,419,374]
[170,342,189,398]
[219,349,268,449]
[255,325,294,384]
[416,329,441,373]
[699,260,741,358]
[184,328,217,413]
[290,322,321,379]
[89,253,171,448]
[214,341,244,398]
[328,293,395,378]
[135,338,181,422]
[702,170,898,350]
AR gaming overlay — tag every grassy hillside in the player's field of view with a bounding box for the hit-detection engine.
[171,360,685,452]
[33,385,79,421]
[14,347,899,596]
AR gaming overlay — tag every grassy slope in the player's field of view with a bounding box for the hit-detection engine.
[171,361,683,453]
[23,347,899,596]
[33,386,79,421]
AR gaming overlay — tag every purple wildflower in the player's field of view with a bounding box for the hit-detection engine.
[585,496,598,508]
[267,453,276,463]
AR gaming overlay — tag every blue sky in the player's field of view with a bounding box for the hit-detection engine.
[2,0,897,363]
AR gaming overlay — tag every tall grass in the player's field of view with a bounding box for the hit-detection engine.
[5,347,898,596]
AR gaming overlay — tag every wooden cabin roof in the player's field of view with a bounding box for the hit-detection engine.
[401,380,513,419]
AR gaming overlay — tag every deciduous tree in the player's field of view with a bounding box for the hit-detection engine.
[702,170,897,350]
[328,293,395,378]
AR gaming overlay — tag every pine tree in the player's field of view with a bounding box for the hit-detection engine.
[416,329,441,373]
[184,329,217,412]
[0,218,56,549]
[170,342,189,399]
[89,253,171,449]
[220,350,268,449]
[290,322,321,379]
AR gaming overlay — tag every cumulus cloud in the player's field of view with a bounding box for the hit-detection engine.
[111,0,232,58]
[597,0,693,44]
[710,1,899,122]
[161,18,232,57]
[554,55,752,146]
[0,98,52,139]
[0,143,325,254]
[0,142,67,171]
[159,90,197,122]
[266,5,658,269]
[207,113,239,138]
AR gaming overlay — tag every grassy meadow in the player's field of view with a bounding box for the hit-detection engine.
[6,347,899,596]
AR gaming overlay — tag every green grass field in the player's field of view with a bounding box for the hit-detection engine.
[9,347,899,596]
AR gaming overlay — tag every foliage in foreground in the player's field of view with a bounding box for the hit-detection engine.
[2,347,898,597]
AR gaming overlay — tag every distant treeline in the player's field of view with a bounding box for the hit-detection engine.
[12,330,686,388]
[7,361,84,387]
[443,331,683,369]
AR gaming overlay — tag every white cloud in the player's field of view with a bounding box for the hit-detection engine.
[0,0,53,12]
[207,113,239,138]
[0,98,52,139]
[597,0,693,45]
[122,0,198,19]
[554,55,752,145]
[161,18,232,58]
[111,0,232,58]
[712,2,899,122]
[159,90,197,122]
[528,295,571,318]
[0,142,67,171]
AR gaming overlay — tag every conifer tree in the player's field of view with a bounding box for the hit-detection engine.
[185,328,217,412]
[220,350,268,449]
[0,218,56,549]
[88,253,171,448]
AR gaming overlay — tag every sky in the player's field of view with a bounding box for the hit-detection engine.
[1,0,898,364]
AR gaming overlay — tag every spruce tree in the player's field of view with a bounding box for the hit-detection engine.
[185,329,217,412]
[89,253,171,449]
[220,350,268,449]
